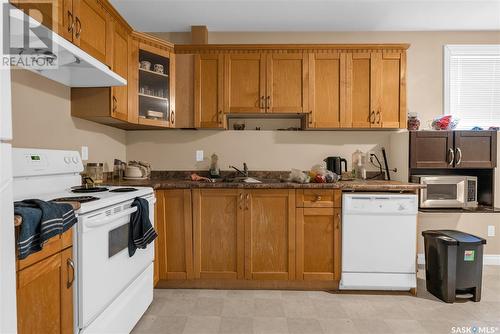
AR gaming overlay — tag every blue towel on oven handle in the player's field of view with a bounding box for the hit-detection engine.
[14,200,77,260]
[128,197,157,257]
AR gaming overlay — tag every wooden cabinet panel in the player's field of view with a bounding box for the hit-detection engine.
[224,54,266,113]
[10,0,73,41]
[410,131,454,168]
[454,131,497,168]
[193,189,244,279]
[156,190,193,280]
[296,208,340,281]
[17,247,74,334]
[195,54,225,128]
[377,52,406,128]
[308,53,345,128]
[266,53,308,113]
[245,190,295,280]
[110,19,129,122]
[347,53,372,128]
[72,0,110,64]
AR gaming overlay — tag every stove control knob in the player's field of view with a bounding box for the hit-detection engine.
[64,157,71,164]
[72,156,79,164]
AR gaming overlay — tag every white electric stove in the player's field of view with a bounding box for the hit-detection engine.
[13,148,155,334]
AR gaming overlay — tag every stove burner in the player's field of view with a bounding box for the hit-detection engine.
[109,187,138,193]
[52,196,100,203]
[71,186,109,193]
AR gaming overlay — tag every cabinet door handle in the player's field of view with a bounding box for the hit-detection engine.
[218,110,223,125]
[170,110,175,126]
[376,111,381,124]
[239,193,243,210]
[308,111,313,125]
[112,95,117,112]
[448,148,455,166]
[75,17,82,38]
[67,11,74,33]
[455,147,462,166]
[67,258,75,288]
[314,195,322,202]
[370,111,375,124]
[266,96,271,109]
[245,193,250,210]
[260,96,265,109]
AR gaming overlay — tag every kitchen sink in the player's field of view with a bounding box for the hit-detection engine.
[214,177,285,184]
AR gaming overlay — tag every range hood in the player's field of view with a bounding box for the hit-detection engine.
[7,4,126,87]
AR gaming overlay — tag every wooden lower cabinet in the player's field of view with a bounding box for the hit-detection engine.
[17,246,74,334]
[192,189,245,279]
[155,189,194,280]
[245,190,296,280]
[296,208,341,281]
[157,188,340,287]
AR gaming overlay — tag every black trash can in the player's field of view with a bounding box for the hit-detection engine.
[422,230,486,303]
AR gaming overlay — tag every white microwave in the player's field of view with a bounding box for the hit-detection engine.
[411,175,478,209]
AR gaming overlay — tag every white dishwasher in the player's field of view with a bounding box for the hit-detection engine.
[340,193,418,291]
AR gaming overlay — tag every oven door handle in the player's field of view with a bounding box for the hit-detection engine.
[85,207,138,228]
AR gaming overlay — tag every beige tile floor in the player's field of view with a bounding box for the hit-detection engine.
[132,266,500,334]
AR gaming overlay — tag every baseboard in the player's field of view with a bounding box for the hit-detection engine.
[417,253,500,266]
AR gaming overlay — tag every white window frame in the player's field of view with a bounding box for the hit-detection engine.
[443,44,500,128]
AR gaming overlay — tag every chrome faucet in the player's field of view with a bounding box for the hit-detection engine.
[229,163,248,177]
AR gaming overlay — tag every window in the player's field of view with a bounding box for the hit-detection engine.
[444,45,500,129]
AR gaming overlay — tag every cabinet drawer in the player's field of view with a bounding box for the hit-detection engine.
[16,228,73,271]
[296,189,341,208]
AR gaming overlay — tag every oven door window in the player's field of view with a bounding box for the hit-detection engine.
[109,223,129,258]
[426,184,458,200]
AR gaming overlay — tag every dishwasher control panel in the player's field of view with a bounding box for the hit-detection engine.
[343,193,418,215]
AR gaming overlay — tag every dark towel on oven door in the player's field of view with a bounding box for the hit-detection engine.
[128,197,157,257]
[14,200,77,259]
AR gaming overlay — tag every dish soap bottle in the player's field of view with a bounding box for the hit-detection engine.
[352,149,367,180]
[209,153,221,178]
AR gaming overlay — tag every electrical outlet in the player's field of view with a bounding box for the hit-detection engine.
[488,225,495,237]
[81,146,89,161]
[196,150,204,162]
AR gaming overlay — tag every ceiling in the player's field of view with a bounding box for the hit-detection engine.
[110,0,500,32]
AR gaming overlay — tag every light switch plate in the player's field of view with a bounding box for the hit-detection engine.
[81,146,89,161]
[488,225,495,237]
[196,150,204,162]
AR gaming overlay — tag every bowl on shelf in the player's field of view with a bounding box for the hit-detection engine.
[140,60,151,71]
[153,64,164,74]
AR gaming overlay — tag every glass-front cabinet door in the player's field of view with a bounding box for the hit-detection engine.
[129,33,175,128]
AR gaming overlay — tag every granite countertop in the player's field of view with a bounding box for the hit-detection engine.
[105,178,424,192]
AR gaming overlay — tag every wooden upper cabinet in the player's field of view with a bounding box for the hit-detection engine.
[224,54,266,113]
[156,190,193,280]
[347,53,373,128]
[192,189,245,279]
[10,0,73,41]
[72,0,110,65]
[109,19,129,122]
[194,54,225,128]
[17,247,74,334]
[410,131,497,169]
[308,53,344,128]
[454,131,497,168]
[376,52,406,128]
[245,190,295,280]
[266,53,308,113]
[410,131,454,168]
[346,52,406,129]
[296,208,341,281]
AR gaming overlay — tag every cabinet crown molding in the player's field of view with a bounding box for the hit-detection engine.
[174,43,410,54]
